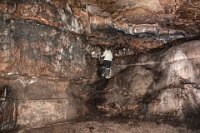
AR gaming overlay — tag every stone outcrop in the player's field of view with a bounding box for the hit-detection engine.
[94,41,200,129]
[0,0,200,51]
[0,0,199,132]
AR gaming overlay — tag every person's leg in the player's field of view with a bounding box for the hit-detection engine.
[103,60,112,78]
[103,60,112,68]
[102,60,110,77]
[101,60,106,77]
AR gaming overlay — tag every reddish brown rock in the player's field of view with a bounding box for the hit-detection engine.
[0,0,200,132]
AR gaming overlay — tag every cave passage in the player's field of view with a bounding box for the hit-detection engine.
[0,0,200,133]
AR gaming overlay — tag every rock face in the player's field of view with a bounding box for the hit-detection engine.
[0,0,199,132]
[95,41,200,129]
[0,1,96,129]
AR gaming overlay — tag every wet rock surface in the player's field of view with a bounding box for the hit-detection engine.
[0,0,199,132]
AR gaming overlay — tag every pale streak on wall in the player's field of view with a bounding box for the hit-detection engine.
[166,50,195,85]
[17,99,77,127]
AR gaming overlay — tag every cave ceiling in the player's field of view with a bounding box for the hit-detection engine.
[0,0,199,53]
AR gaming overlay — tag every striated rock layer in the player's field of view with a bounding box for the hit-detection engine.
[0,0,199,132]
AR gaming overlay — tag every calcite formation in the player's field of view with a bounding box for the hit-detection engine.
[0,0,199,132]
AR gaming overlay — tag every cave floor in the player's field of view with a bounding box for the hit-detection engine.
[12,113,200,133]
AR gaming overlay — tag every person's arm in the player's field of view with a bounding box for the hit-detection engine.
[101,51,105,57]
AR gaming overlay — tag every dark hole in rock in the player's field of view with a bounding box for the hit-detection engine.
[0,85,17,132]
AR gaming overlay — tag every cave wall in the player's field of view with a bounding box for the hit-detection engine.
[0,0,199,132]
[0,18,97,129]
[96,40,200,129]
